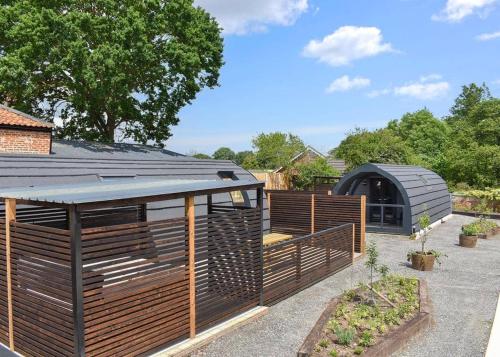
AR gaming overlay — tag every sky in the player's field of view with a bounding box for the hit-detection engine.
[165,0,500,155]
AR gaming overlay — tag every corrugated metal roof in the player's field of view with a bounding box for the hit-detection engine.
[0,105,54,129]
[0,178,263,205]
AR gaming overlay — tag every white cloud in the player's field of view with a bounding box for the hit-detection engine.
[194,0,308,35]
[432,0,496,22]
[368,75,449,100]
[420,74,443,82]
[326,75,371,93]
[367,88,391,98]
[394,82,450,100]
[302,26,394,66]
[476,30,500,40]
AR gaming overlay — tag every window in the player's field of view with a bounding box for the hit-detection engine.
[217,171,248,206]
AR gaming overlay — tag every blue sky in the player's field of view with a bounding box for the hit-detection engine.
[166,0,500,155]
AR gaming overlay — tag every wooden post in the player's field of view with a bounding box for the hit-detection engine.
[207,194,213,214]
[256,188,264,306]
[5,198,16,351]
[311,194,315,234]
[267,193,271,232]
[360,195,366,255]
[69,206,85,357]
[352,223,356,263]
[185,196,196,338]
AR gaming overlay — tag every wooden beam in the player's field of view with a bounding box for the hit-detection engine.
[311,194,315,234]
[360,195,366,254]
[5,198,16,351]
[185,196,196,338]
[267,193,272,231]
[69,205,85,356]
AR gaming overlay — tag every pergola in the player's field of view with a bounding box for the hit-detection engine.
[0,179,264,357]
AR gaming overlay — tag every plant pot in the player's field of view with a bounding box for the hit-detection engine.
[410,253,435,271]
[459,234,478,248]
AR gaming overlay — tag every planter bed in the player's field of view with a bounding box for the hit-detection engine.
[298,276,432,357]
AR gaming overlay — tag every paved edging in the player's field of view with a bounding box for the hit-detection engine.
[485,294,500,357]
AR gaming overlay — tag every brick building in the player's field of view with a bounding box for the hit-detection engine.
[0,105,53,154]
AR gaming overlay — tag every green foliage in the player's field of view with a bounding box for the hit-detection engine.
[334,326,355,346]
[457,188,500,201]
[354,346,364,355]
[252,132,306,170]
[329,349,338,357]
[318,339,329,348]
[0,0,223,146]
[192,153,211,159]
[291,158,339,190]
[234,151,253,166]
[212,147,236,161]
[331,83,499,189]
[332,128,415,170]
[462,217,498,236]
[241,152,259,170]
[359,330,373,347]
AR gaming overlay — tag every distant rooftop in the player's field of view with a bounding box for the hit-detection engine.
[0,105,54,129]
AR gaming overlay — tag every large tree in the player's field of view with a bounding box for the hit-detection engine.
[252,132,306,170]
[212,147,236,161]
[0,0,223,145]
[387,109,449,169]
[332,128,415,170]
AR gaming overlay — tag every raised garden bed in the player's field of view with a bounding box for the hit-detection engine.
[298,276,432,357]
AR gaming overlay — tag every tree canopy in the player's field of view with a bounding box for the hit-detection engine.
[252,132,306,170]
[331,83,499,189]
[290,158,339,191]
[332,128,415,170]
[212,147,236,161]
[0,0,223,146]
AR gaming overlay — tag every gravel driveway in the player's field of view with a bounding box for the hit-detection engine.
[192,214,500,357]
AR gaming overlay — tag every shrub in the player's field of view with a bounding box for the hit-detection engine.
[359,330,374,347]
[354,346,364,355]
[334,326,356,346]
[318,339,329,348]
[329,349,338,357]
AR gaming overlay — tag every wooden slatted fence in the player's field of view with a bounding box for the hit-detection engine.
[195,208,262,330]
[263,223,353,305]
[81,217,190,357]
[10,222,74,357]
[268,191,365,253]
[0,220,8,346]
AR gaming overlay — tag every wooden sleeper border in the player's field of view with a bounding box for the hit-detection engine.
[297,279,433,357]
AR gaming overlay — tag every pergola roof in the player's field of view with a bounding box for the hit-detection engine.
[0,178,264,209]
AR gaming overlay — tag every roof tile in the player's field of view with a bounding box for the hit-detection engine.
[0,105,54,129]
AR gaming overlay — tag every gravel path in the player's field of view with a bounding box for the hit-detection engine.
[192,215,500,357]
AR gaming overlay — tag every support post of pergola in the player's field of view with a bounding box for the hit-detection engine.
[5,198,16,351]
[256,188,264,306]
[69,205,85,357]
[185,196,196,338]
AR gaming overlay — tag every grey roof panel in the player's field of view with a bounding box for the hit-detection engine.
[0,178,263,205]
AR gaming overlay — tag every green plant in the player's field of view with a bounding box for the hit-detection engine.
[359,330,374,347]
[318,339,329,348]
[354,346,364,355]
[329,349,338,357]
[334,326,355,346]
[327,319,340,333]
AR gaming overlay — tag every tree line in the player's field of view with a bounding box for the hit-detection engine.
[200,83,499,190]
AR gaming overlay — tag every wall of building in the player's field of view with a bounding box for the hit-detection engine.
[0,128,51,154]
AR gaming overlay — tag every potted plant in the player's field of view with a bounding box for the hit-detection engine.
[407,212,445,271]
[459,223,479,248]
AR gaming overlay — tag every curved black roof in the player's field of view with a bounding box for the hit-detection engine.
[335,163,451,230]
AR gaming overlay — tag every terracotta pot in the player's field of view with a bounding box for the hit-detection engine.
[411,253,435,271]
[459,234,478,248]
